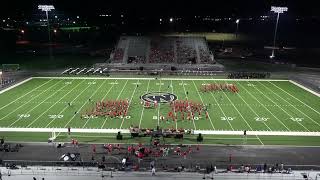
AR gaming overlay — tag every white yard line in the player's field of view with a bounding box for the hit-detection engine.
[99,80,119,129]
[182,80,197,130]
[215,80,264,145]
[26,79,84,128]
[191,80,215,130]
[120,80,139,129]
[258,81,320,128]
[0,80,62,122]
[157,79,162,126]
[251,81,310,132]
[171,80,178,130]
[100,80,129,129]
[45,80,96,128]
[233,83,272,131]
[202,81,233,130]
[77,80,107,128]
[9,80,72,127]
[237,82,290,131]
[139,80,150,128]
[55,80,104,136]
[274,81,320,115]
[0,79,53,111]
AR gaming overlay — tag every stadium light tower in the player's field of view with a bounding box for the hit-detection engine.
[270,6,288,59]
[38,5,55,59]
[235,19,240,37]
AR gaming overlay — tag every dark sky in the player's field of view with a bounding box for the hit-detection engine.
[1,0,320,18]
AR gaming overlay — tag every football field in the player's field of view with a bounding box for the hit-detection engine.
[0,77,319,145]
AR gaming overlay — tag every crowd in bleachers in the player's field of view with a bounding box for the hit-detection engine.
[149,39,174,63]
[199,48,212,63]
[228,72,271,79]
[110,36,215,65]
[176,40,197,64]
[112,48,124,63]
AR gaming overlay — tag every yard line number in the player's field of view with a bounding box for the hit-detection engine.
[221,117,235,121]
[49,115,64,119]
[255,117,269,121]
[18,114,30,118]
[290,117,303,122]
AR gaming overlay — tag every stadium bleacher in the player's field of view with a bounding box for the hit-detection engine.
[110,36,215,65]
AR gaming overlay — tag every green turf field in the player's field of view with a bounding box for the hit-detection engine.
[0,77,319,145]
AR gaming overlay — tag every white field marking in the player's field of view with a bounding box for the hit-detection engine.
[56,80,107,136]
[182,80,197,130]
[250,81,310,132]
[0,79,52,111]
[120,80,140,129]
[0,80,62,122]
[171,80,178,130]
[290,117,303,122]
[258,81,320,128]
[139,80,150,128]
[234,83,272,131]
[2,127,320,136]
[9,80,71,127]
[99,80,118,129]
[26,79,85,128]
[247,83,256,87]
[272,81,320,115]
[157,79,162,126]
[81,80,109,128]
[109,82,118,85]
[289,80,320,97]
[34,76,289,81]
[219,80,264,145]
[45,80,95,128]
[132,82,141,85]
[0,77,32,95]
[237,82,290,131]
[191,80,215,130]
[202,80,232,130]
[221,117,235,121]
[179,83,188,86]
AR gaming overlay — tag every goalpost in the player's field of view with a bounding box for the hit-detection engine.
[2,64,20,72]
[48,129,57,142]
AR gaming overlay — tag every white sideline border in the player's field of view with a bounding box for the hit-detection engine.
[34,76,289,81]
[0,128,320,136]
[0,77,33,95]
[289,80,320,97]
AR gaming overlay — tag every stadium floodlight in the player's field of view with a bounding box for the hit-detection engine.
[170,18,173,22]
[235,19,240,37]
[21,29,24,34]
[38,5,55,59]
[270,6,288,59]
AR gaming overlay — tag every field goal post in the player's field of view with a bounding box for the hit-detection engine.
[48,129,57,142]
[2,64,20,72]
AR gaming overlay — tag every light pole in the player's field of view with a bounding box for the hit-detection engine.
[270,6,288,59]
[38,5,55,59]
[235,19,240,38]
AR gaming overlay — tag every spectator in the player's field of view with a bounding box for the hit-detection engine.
[151,166,156,176]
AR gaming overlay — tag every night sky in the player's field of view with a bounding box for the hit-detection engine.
[1,0,320,18]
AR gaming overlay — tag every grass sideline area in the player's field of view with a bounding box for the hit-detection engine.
[0,77,319,146]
